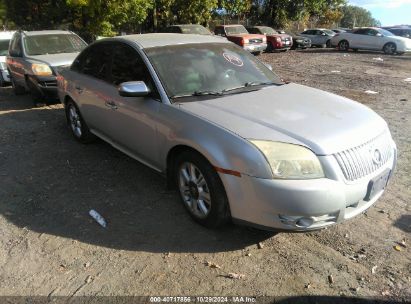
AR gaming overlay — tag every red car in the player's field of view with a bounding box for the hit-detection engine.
[214,24,267,55]
[247,26,292,51]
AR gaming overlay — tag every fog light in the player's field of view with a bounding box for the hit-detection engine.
[295,217,314,228]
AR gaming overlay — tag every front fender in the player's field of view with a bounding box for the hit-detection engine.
[157,103,273,179]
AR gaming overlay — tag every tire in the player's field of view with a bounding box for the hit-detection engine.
[338,40,349,51]
[11,75,26,95]
[266,42,274,52]
[26,79,44,104]
[326,40,331,48]
[0,73,5,87]
[252,51,261,56]
[174,150,230,228]
[383,42,396,55]
[65,99,96,143]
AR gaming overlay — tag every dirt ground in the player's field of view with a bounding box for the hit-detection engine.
[0,49,410,302]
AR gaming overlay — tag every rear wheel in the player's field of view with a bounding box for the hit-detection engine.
[383,42,396,55]
[175,151,230,228]
[266,42,274,52]
[65,99,96,143]
[338,40,349,51]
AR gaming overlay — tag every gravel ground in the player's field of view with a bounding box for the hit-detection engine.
[0,48,410,302]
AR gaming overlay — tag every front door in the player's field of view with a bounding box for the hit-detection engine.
[101,42,161,168]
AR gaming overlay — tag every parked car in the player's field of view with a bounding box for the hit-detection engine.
[332,29,347,34]
[0,31,15,87]
[7,30,87,103]
[214,25,267,55]
[58,33,396,231]
[331,27,411,55]
[384,27,411,39]
[246,26,292,51]
[280,30,312,49]
[300,28,336,47]
[162,24,213,35]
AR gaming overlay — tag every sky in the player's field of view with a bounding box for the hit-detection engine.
[349,0,411,26]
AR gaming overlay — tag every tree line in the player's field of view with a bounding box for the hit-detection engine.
[0,0,380,41]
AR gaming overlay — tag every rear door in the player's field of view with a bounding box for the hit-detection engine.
[69,42,114,138]
[349,29,368,48]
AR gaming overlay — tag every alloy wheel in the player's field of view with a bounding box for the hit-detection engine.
[178,162,211,219]
[68,104,82,138]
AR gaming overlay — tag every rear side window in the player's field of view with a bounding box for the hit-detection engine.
[72,42,112,82]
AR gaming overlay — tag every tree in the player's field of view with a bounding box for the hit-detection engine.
[173,0,218,25]
[339,5,380,28]
[220,0,252,20]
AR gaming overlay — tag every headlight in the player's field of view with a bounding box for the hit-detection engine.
[31,63,53,76]
[250,140,324,179]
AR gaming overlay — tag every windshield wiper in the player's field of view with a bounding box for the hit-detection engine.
[170,90,223,99]
[222,81,276,94]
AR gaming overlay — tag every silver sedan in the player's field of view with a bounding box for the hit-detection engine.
[58,34,397,231]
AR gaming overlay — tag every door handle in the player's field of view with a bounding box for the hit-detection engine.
[105,100,118,110]
[75,85,84,94]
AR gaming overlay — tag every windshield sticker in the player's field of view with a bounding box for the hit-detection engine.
[223,53,244,67]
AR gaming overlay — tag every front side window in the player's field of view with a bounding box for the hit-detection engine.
[111,43,153,87]
[0,39,10,56]
[73,43,111,81]
[23,34,87,56]
[225,26,248,35]
[145,43,282,99]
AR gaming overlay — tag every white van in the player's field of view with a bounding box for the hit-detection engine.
[0,31,15,86]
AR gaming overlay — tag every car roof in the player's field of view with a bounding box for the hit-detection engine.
[0,31,15,39]
[218,24,244,27]
[22,30,73,36]
[170,24,205,28]
[112,33,228,49]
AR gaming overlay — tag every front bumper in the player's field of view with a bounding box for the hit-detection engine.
[220,146,397,231]
[243,43,267,53]
[294,41,311,48]
[27,74,58,99]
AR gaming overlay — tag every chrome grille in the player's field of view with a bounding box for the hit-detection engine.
[334,131,393,181]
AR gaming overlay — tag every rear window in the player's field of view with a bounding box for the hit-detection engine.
[180,25,211,35]
[23,34,87,56]
[0,39,10,56]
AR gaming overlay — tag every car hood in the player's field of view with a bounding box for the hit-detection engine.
[228,34,265,39]
[178,83,388,155]
[26,52,79,67]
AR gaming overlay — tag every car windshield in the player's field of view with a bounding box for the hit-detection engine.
[225,26,248,35]
[0,39,10,56]
[145,43,282,100]
[379,29,395,36]
[259,27,277,35]
[23,34,87,56]
[180,25,211,35]
[323,29,336,35]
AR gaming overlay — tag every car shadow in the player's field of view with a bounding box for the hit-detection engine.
[0,87,60,111]
[0,92,276,253]
[393,214,411,233]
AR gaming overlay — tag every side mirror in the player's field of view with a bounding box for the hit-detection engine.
[376,33,383,37]
[264,63,273,71]
[321,33,326,36]
[118,81,151,97]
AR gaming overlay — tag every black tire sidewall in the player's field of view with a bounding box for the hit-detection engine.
[339,40,348,51]
[174,151,230,228]
[384,43,396,55]
[65,100,94,143]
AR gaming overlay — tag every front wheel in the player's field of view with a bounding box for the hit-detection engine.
[383,42,396,55]
[175,151,230,228]
[338,40,349,51]
[65,100,96,143]
[11,75,26,95]
[326,40,331,48]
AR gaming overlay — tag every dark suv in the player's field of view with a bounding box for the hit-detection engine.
[7,30,87,103]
